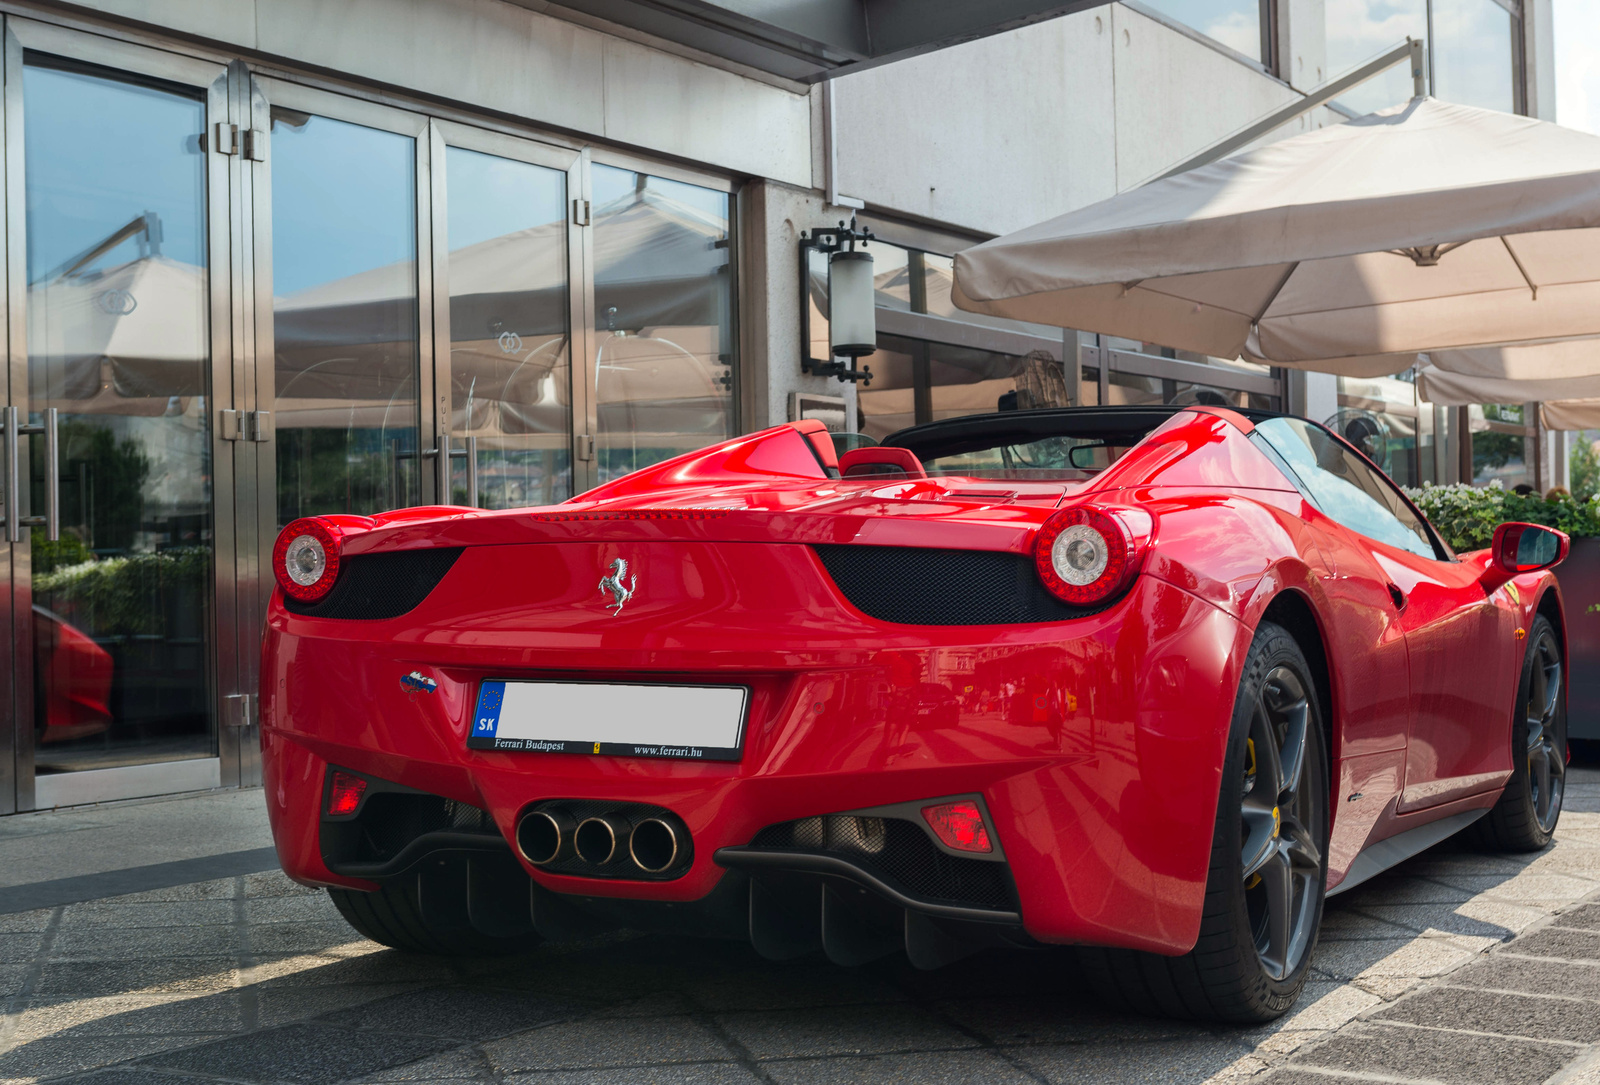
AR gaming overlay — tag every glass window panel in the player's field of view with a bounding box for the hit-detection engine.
[24,59,215,773]
[592,164,736,481]
[1433,0,1516,112]
[271,110,419,525]
[1140,0,1263,60]
[858,334,1073,440]
[1325,0,1427,115]
[1255,417,1437,557]
[869,241,911,311]
[444,146,571,508]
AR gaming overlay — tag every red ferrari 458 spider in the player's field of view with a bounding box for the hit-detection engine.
[261,405,1569,1022]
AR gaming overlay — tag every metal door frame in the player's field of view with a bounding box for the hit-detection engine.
[3,16,237,809]
[429,118,586,503]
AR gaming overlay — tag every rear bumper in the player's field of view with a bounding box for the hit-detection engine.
[261,542,1248,955]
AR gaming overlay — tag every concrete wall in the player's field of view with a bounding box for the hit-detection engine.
[52,0,815,187]
[829,2,1335,238]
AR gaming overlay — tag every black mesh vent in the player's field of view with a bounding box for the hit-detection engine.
[343,792,498,865]
[285,548,462,620]
[751,815,1013,911]
[813,545,1097,625]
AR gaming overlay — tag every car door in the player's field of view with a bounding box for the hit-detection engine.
[1250,419,1416,875]
[1370,542,1517,810]
[1252,418,1512,811]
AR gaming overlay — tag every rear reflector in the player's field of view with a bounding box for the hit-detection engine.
[920,800,992,853]
[327,771,367,817]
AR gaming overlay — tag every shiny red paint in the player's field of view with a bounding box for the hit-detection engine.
[34,606,112,743]
[261,411,1563,953]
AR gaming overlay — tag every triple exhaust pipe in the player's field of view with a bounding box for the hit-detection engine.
[515,805,689,876]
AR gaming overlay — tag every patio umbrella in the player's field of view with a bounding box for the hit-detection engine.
[28,255,209,405]
[952,98,1600,378]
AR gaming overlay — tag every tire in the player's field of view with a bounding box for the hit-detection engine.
[1078,621,1330,1023]
[329,878,542,957]
[1470,614,1566,853]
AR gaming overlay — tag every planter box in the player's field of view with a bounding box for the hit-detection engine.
[1559,536,1600,740]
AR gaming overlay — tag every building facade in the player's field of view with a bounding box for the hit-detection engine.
[0,0,1549,812]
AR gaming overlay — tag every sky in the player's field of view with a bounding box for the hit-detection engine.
[1557,0,1600,134]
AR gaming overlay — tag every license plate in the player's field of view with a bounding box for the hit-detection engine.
[467,680,749,761]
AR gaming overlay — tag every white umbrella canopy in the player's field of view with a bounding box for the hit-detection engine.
[28,255,209,405]
[952,98,1600,378]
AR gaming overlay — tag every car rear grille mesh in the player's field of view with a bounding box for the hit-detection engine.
[284,548,462,620]
[751,815,1014,911]
[812,544,1095,625]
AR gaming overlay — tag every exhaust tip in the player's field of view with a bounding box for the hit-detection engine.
[516,808,570,866]
[629,818,681,873]
[574,815,626,865]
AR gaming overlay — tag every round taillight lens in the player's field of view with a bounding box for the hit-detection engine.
[1035,507,1133,605]
[272,518,341,602]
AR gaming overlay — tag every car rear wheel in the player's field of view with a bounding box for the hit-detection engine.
[1079,621,1329,1023]
[1470,614,1565,853]
[328,880,542,957]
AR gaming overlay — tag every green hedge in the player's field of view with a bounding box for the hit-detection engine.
[33,547,210,638]
[1404,482,1600,552]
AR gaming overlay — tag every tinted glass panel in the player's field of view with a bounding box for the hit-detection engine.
[24,59,214,773]
[860,335,1071,441]
[591,165,735,482]
[1140,0,1263,59]
[445,146,570,508]
[272,111,419,524]
[1433,0,1516,113]
[1254,417,1436,558]
[1324,0,1426,115]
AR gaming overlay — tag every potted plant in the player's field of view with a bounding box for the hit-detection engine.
[1406,480,1600,739]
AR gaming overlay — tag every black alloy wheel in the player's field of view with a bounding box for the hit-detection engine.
[1472,614,1566,852]
[1077,621,1328,1022]
[1240,665,1323,982]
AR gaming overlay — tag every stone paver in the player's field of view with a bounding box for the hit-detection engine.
[0,772,1598,1082]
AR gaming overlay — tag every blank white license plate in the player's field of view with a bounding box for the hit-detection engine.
[467,680,749,761]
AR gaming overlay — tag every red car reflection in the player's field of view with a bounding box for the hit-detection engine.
[260,405,1570,1024]
[33,604,112,743]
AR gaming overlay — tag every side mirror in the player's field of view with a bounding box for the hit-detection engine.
[1479,522,1569,594]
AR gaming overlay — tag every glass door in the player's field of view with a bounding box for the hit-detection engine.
[255,79,434,525]
[5,20,235,808]
[430,121,582,508]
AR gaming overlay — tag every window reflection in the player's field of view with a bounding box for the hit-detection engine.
[1432,0,1516,112]
[859,335,1072,440]
[1140,0,1264,61]
[1326,0,1427,114]
[445,146,571,508]
[591,165,735,481]
[271,110,419,524]
[24,59,214,773]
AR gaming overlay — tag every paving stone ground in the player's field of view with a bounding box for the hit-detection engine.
[3,771,1600,1084]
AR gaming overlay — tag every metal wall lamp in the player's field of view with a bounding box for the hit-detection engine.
[800,218,875,385]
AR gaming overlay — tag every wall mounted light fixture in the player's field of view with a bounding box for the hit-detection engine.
[800,218,875,384]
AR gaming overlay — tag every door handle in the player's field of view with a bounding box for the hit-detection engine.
[1387,583,1406,611]
[3,406,16,543]
[5,407,58,543]
[431,435,478,507]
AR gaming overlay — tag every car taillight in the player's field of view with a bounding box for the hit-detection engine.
[326,770,367,816]
[921,801,992,853]
[272,518,342,602]
[1034,506,1142,606]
